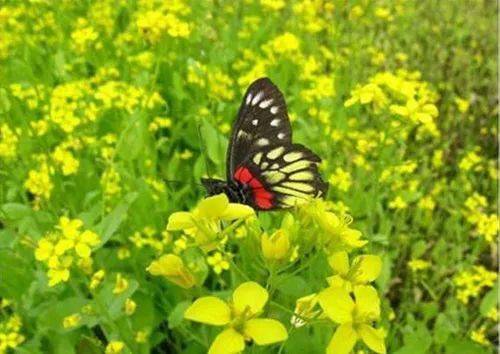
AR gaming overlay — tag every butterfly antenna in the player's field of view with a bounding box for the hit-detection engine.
[197,122,212,179]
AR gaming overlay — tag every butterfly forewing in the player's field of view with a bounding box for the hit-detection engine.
[227,78,292,179]
[226,77,328,210]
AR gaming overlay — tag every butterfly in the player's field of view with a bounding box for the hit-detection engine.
[201,77,328,210]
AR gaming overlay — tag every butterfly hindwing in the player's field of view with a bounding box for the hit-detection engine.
[237,144,328,209]
[227,78,292,180]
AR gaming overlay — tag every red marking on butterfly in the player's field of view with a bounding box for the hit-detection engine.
[234,166,273,209]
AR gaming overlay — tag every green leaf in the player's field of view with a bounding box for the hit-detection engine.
[445,338,489,354]
[76,337,104,354]
[0,250,34,299]
[394,322,432,354]
[200,119,227,165]
[0,203,33,221]
[37,297,89,331]
[96,192,138,244]
[168,301,191,329]
[275,275,311,297]
[479,283,498,316]
[433,313,456,345]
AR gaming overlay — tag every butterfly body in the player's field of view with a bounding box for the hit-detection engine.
[201,177,253,205]
[202,77,328,210]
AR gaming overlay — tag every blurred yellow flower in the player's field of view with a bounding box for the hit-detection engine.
[407,259,431,272]
[113,273,129,294]
[207,252,230,274]
[63,314,81,329]
[105,341,125,354]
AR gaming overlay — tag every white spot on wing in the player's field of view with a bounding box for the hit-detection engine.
[277,133,285,139]
[270,119,280,127]
[259,98,273,108]
[246,93,253,105]
[257,138,269,146]
[252,119,258,126]
[252,91,264,106]
[270,106,279,114]
[237,130,250,139]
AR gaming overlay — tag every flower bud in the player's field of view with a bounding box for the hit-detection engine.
[261,229,290,261]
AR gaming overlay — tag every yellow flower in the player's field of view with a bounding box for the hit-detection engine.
[184,282,288,354]
[318,285,386,354]
[327,251,382,291]
[35,238,62,268]
[113,273,129,294]
[52,146,79,176]
[105,341,125,354]
[167,194,254,251]
[57,217,83,239]
[470,326,490,346]
[407,259,431,272]
[0,123,18,159]
[124,298,137,315]
[260,0,285,11]
[454,266,497,304]
[388,196,407,210]
[207,252,230,274]
[47,257,72,286]
[63,314,81,329]
[147,254,196,289]
[455,97,470,113]
[329,168,352,192]
[261,229,290,261]
[291,293,320,328]
[25,162,53,201]
[89,269,105,290]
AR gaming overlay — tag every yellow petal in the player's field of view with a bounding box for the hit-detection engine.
[197,194,229,219]
[328,251,349,275]
[244,318,288,345]
[208,328,245,354]
[184,297,231,326]
[167,212,195,231]
[318,287,354,324]
[221,203,255,221]
[353,285,380,321]
[261,230,290,261]
[327,323,358,354]
[351,255,382,284]
[75,242,91,258]
[232,282,268,316]
[54,239,74,256]
[358,324,386,354]
[80,230,100,246]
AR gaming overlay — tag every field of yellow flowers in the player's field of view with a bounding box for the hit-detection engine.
[0,0,497,353]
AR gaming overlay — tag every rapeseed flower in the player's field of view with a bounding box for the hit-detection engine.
[147,254,196,289]
[327,251,382,291]
[261,229,291,262]
[184,282,288,354]
[167,194,254,251]
[318,285,386,354]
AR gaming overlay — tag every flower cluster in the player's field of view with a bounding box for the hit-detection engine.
[34,217,100,286]
[0,309,24,354]
[453,266,497,304]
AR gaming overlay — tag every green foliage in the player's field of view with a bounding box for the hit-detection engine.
[0,0,497,353]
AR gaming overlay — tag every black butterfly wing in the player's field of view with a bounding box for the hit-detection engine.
[227,77,292,179]
[228,77,328,210]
